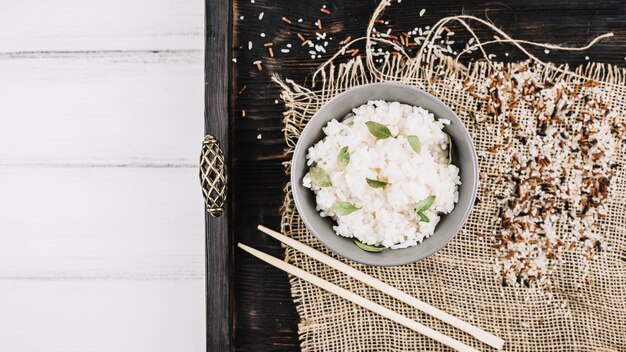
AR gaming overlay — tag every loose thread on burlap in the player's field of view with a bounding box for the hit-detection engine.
[313,0,614,86]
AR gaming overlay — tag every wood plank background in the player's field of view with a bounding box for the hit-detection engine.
[0,1,206,351]
[1,0,625,351]
[231,0,625,351]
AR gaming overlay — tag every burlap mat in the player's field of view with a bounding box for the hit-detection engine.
[275,4,626,351]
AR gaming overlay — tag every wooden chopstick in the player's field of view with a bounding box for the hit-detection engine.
[238,243,481,352]
[257,225,504,350]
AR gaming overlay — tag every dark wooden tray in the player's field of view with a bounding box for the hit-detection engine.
[205,0,626,350]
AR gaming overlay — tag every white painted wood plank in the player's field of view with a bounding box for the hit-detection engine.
[0,255,203,280]
[0,51,204,164]
[0,167,205,259]
[0,280,205,352]
[0,166,206,351]
[0,0,204,52]
[0,0,208,348]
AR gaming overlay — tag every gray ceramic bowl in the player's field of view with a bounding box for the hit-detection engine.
[291,82,478,266]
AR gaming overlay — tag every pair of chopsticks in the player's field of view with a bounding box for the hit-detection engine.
[239,225,505,352]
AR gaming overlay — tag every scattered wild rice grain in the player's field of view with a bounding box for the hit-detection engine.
[466,61,625,288]
[282,16,292,24]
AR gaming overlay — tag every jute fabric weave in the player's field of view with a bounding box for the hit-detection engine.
[275,5,626,351]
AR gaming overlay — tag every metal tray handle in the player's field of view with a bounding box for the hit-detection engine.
[200,134,228,217]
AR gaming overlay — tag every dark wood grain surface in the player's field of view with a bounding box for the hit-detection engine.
[227,1,626,350]
[206,0,232,351]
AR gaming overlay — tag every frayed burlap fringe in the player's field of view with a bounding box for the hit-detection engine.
[275,2,626,351]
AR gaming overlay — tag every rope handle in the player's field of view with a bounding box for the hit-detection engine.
[200,134,228,217]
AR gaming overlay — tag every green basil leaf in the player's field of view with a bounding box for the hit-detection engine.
[407,135,421,154]
[416,211,430,223]
[310,167,332,187]
[337,146,350,168]
[354,240,385,252]
[448,134,453,164]
[365,121,392,139]
[415,195,436,213]
[366,178,388,188]
[331,202,360,216]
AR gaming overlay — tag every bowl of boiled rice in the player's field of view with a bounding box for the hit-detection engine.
[291,82,478,266]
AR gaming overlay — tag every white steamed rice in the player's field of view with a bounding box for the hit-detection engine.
[303,100,461,249]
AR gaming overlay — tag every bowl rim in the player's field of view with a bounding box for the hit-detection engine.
[290,82,478,266]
